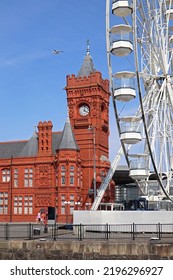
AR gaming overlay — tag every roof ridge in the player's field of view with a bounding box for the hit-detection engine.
[0,139,28,144]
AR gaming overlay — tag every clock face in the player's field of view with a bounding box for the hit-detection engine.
[79,105,90,116]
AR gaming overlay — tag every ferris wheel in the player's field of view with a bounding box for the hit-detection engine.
[106,0,173,202]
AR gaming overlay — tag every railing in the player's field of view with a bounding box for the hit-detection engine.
[0,223,173,241]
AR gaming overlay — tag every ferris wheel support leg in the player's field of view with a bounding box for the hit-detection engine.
[91,146,124,211]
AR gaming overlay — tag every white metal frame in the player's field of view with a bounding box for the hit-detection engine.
[91,0,173,210]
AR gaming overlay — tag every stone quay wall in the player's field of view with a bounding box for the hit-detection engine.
[0,239,173,260]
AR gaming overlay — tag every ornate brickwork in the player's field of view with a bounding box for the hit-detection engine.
[35,193,52,207]
[0,50,114,223]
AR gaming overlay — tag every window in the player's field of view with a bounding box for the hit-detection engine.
[4,198,8,205]
[24,168,33,187]
[70,194,74,205]
[14,168,18,187]
[70,195,74,214]
[61,194,65,214]
[70,176,74,184]
[61,166,66,185]
[0,192,8,214]
[70,206,74,214]
[4,206,8,214]
[70,166,74,185]
[61,176,65,185]
[24,196,33,214]
[2,169,10,183]
[61,206,65,215]
[0,206,8,215]
[13,196,23,214]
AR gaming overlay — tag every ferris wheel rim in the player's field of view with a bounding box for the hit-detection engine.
[91,0,173,210]
[106,0,173,201]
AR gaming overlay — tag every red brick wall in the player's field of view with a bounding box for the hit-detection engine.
[0,71,113,223]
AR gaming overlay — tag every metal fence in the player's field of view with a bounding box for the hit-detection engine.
[0,223,173,241]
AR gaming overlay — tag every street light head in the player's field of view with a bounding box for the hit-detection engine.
[75,202,81,205]
[64,201,70,205]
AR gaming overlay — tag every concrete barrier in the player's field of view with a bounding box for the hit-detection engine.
[0,240,173,259]
[73,210,173,232]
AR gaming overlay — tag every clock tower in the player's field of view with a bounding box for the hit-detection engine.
[65,42,113,208]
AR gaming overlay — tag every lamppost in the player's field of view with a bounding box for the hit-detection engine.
[64,201,70,224]
[88,125,96,200]
[10,155,13,222]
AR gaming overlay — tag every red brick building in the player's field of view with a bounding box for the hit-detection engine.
[0,47,114,223]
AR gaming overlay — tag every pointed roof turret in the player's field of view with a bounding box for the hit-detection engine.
[59,111,79,151]
[19,129,38,157]
[77,40,96,77]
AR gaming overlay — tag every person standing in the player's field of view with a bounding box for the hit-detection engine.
[36,212,41,223]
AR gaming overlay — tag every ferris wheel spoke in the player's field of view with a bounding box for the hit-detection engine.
[137,10,170,74]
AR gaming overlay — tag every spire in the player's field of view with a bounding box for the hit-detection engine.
[67,105,70,121]
[77,40,96,77]
[59,116,79,151]
[86,39,90,56]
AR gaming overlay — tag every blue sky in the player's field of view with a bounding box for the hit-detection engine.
[0,0,121,161]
